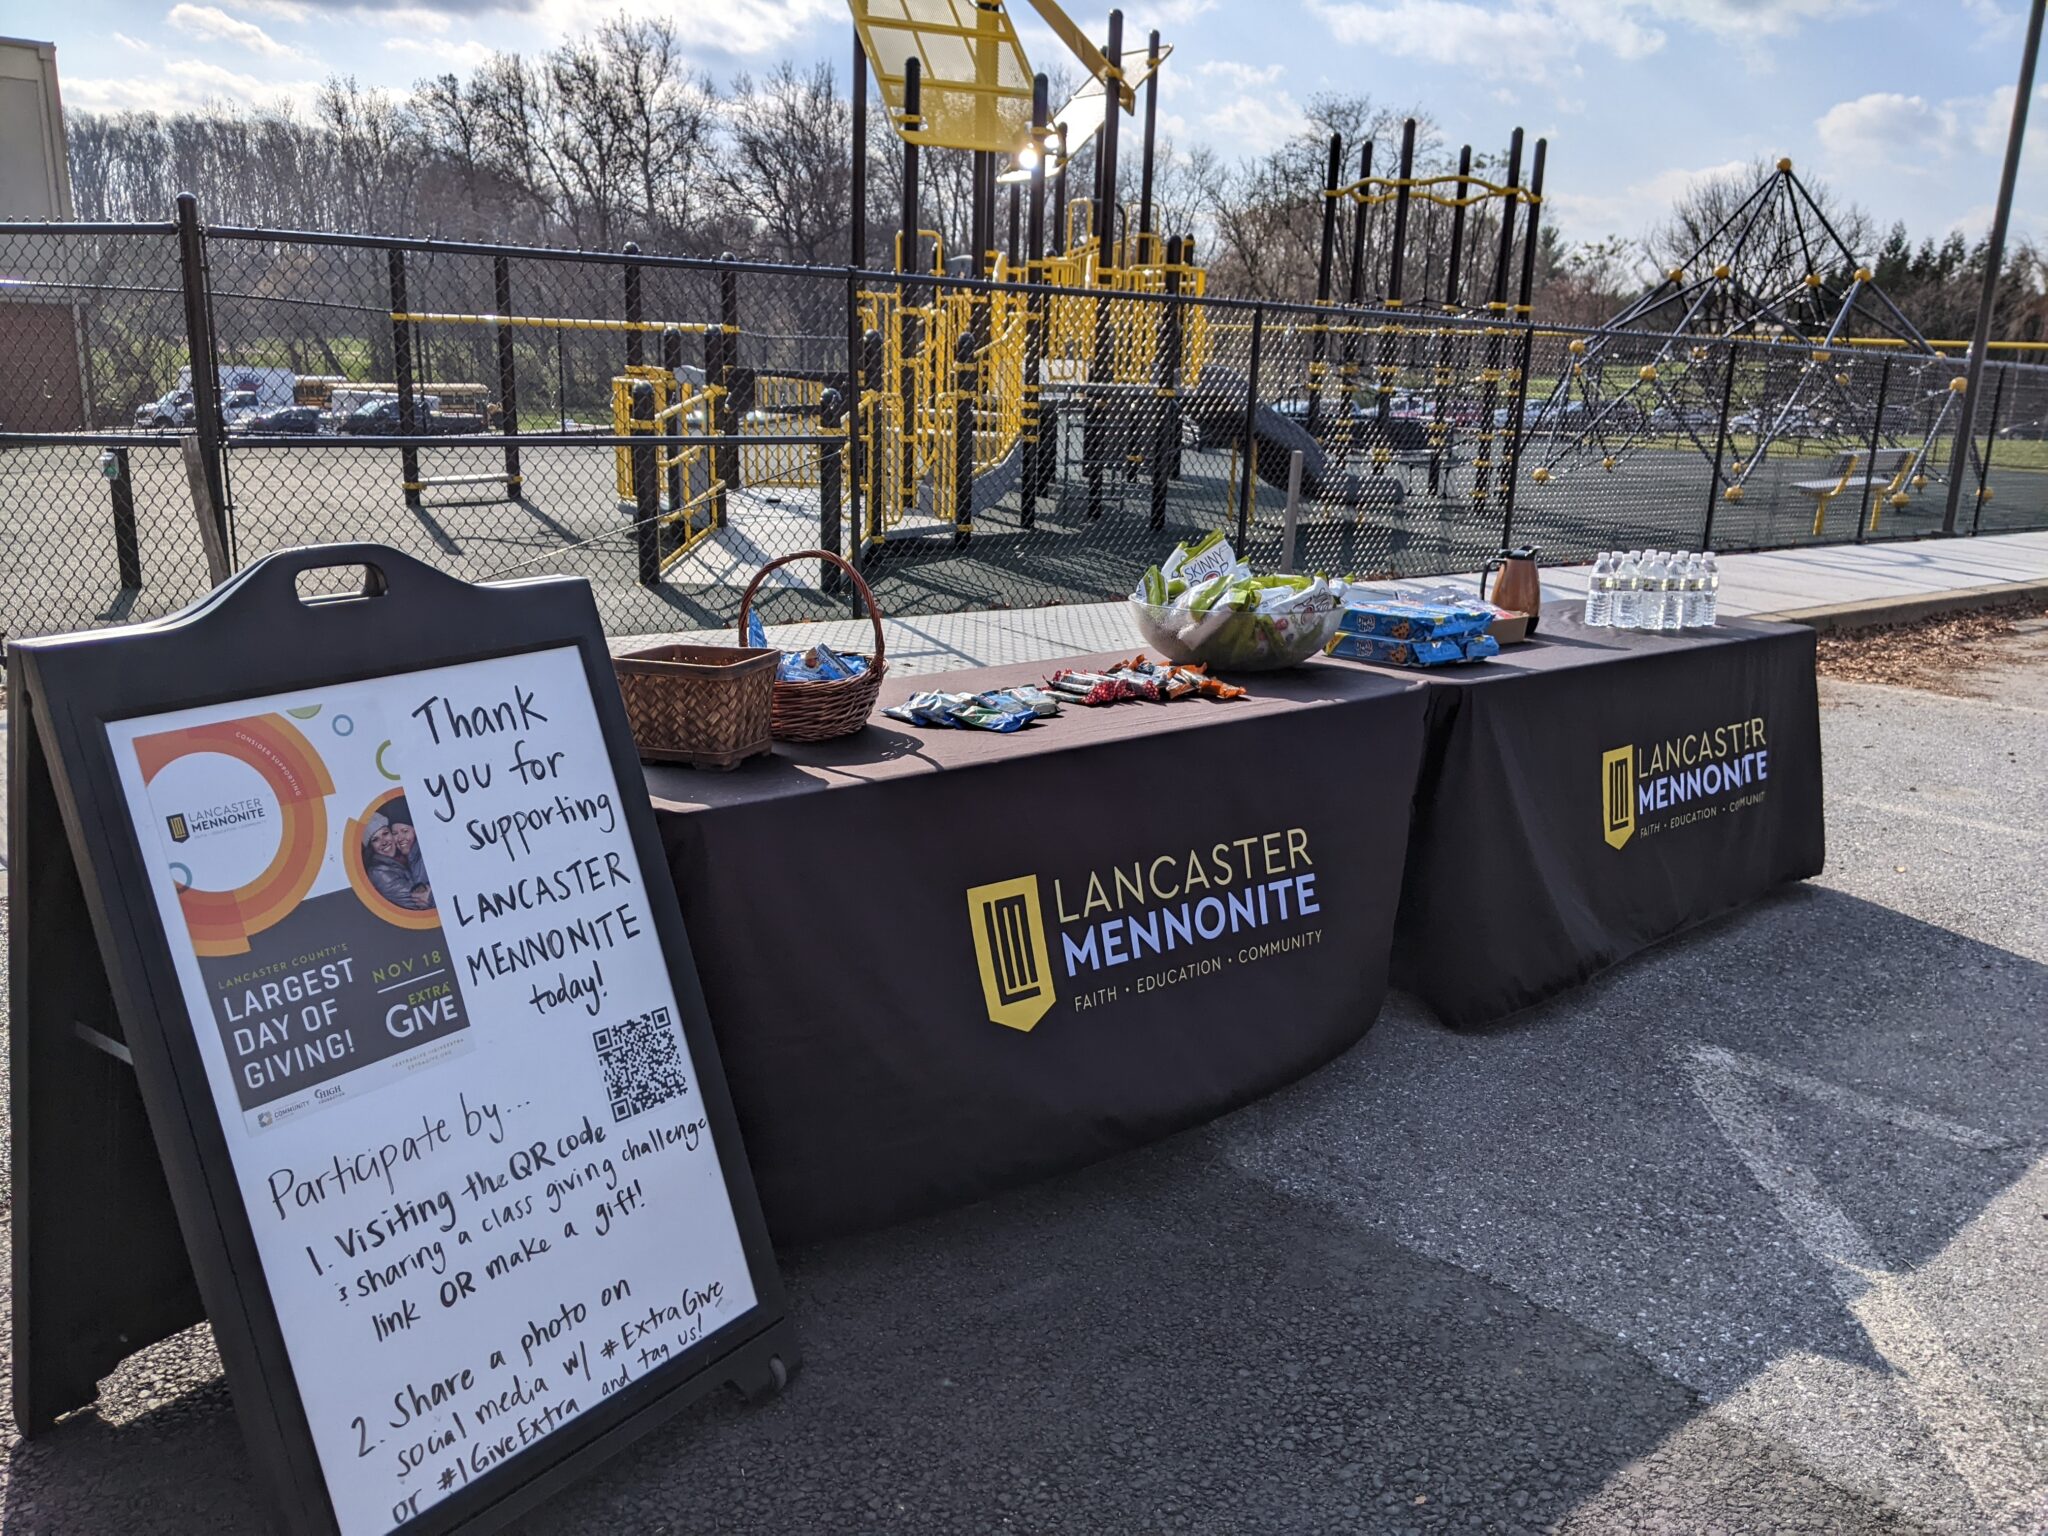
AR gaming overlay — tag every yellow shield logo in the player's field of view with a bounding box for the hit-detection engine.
[1602,746,1635,849]
[967,876,1057,1031]
[166,813,191,843]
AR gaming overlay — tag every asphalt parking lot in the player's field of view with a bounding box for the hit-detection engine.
[0,637,2043,1534]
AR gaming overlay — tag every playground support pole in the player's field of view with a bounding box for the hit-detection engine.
[1472,129,1523,521]
[843,271,864,576]
[1498,137,1547,548]
[820,387,844,589]
[1022,73,1049,529]
[1857,356,1892,544]
[1008,184,1021,266]
[899,59,923,515]
[494,254,521,493]
[862,325,885,547]
[1309,133,1342,438]
[1138,30,1162,256]
[623,242,644,370]
[1096,10,1124,259]
[702,326,729,530]
[1943,0,2043,535]
[1149,235,1182,531]
[1165,236,1186,480]
[631,380,660,586]
[1972,364,2006,535]
[1053,124,1070,258]
[1429,145,1471,497]
[851,37,868,271]
[954,333,977,542]
[1236,305,1265,549]
[661,326,685,514]
[1378,118,1417,437]
[1701,344,1739,547]
[387,247,422,510]
[174,192,230,546]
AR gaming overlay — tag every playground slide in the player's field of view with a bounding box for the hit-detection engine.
[1186,369,1404,510]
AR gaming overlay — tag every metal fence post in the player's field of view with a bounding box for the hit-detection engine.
[844,269,865,567]
[820,387,845,592]
[1701,344,1740,548]
[660,326,685,514]
[1149,242,1183,531]
[954,332,977,544]
[387,247,422,510]
[862,325,885,554]
[622,242,644,370]
[703,324,729,530]
[1972,364,2007,535]
[631,380,660,586]
[1237,305,1265,548]
[174,193,230,556]
[107,448,142,589]
[1856,356,1891,543]
[494,253,522,496]
[719,255,746,491]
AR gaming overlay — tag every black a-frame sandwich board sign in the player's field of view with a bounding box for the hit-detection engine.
[9,544,796,1536]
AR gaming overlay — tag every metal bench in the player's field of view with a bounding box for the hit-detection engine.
[1792,447,1914,536]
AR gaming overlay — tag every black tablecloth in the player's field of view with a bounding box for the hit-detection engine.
[1383,605,1824,1027]
[648,654,1428,1242]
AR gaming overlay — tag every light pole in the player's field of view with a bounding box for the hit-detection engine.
[1943,0,2045,535]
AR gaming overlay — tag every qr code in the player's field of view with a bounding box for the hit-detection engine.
[591,1007,689,1123]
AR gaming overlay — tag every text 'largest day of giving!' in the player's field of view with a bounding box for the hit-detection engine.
[105,643,755,1536]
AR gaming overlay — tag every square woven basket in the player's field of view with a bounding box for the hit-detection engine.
[613,643,778,769]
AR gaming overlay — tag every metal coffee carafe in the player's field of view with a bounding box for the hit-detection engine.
[1482,545,1543,635]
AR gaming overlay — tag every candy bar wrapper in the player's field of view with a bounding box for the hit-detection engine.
[882,690,972,726]
[1005,684,1062,718]
[747,610,769,648]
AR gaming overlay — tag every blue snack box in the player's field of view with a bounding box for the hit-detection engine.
[1327,630,1500,667]
[1338,598,1493,641]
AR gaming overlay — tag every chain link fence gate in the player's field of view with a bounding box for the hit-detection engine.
[6,207,2048,649]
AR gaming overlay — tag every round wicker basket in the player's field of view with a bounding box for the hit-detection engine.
[738,550,887,742]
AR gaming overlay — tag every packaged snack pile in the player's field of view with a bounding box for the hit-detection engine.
[1044,654,1248,707]
[883,685,1061,732]
[1326,598,1501,666]
[1129,534,1345,670]
[747,612,872,683]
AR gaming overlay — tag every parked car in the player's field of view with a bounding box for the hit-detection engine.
[235,405,324,436]
[339,398,486,436]
[134,390,193,429]
[220,389,263,430]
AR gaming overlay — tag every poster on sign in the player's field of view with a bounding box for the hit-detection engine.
[9,547,792,1536]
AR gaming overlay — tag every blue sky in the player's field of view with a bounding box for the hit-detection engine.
[39,0,2048,247]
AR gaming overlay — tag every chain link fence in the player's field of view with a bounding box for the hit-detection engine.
[6,211,2046,647]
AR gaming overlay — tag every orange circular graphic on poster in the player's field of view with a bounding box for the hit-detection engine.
[345,788,442,931]
[135,713,332,957]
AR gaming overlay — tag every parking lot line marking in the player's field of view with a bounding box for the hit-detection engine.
[1685,1043,2046,1533]
[1691,1044,2017,1151]
[1834,795,2047,843]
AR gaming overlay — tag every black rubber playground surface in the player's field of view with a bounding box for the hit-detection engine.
[4,434,2045,644]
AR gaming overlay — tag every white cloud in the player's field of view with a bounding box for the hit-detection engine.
[1306,0,1869,79]
[1543,158,1750,239]
[112,31,154,50]
[1815,93,1957,166]
[529,0,835,55]
[228,0,314,18]
[364,6,457,33]
[165,3,311,60]
[63,58,323,115]
[383,34,494,68]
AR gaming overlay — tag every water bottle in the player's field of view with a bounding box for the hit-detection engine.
[1701,552,1720,626]
[1614,551,1642,629]
[1681,553,1706,626]
[1630,552,1662,630]
[1659,552,1684,631]
[1585,553,1614,626]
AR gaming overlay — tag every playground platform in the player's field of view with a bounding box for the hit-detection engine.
[619,529,2048,675]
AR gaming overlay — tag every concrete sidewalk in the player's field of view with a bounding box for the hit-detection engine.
[622,529,2048,677]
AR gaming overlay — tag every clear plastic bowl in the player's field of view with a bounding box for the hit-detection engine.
[1128,597,1344,671]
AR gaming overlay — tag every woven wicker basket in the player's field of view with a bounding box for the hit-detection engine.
[613,643,778,769]
[738,550,887,743]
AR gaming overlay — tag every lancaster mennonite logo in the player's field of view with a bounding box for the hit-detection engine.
[166,812,191,843]
[1601,746,1635,849]
[966,875,1057,1031]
